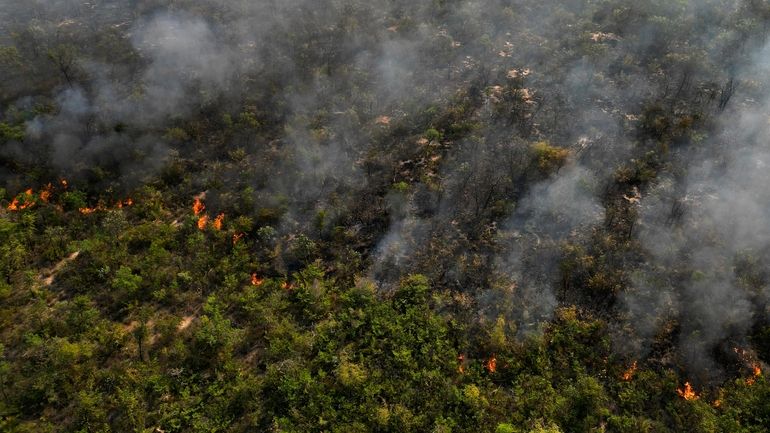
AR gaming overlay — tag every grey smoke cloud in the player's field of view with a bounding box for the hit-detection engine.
[8,11,241,186]
[130,13,238,120]
[489,164,604,336]
[616,35,770,375]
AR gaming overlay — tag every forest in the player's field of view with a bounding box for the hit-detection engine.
[2,0,770,432]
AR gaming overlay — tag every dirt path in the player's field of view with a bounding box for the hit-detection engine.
[40,251,80,286]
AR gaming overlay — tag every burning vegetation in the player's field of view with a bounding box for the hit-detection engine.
[734,347,763,385]
[191,196,224,231]
[486,355,497,373]
[213,213,224,231]
[4,1,770,432]
[7,189,35,211]
[79,197,134,214]
[677,382,699,401]
[193,197,205,216]
[116,198,134,208]
[747,363,762,386]
[197,215,209,230]
[6,182,132,215]
[39,184,53,202]
[79,198,134,214]
[621,361,637,381]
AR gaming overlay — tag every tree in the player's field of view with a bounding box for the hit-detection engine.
[47,44,79,86]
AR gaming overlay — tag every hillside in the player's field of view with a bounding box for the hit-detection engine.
[2,1,770,432]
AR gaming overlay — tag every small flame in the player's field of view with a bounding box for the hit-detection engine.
[713,399,722,408]
[193,198,205,216]
[457,354,466,374]
[677,382,699,400]
[734,347,762,385]
[116,198,134,208]
[8,189,36,211]
[197,215,209,230]
[281,281,293,290]
[21,190,33,208]
[80,198,132,214]
[486,355,497,373]
[622,361,638,381]
[747,363,762,385]
[40,183,53,202]
[6,180,132,214]
[233,232,245,244]
[251,273,264,286]
[213,213,224,231]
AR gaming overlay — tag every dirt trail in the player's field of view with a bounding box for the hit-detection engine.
[177,315,195,331]
[40,251,80,286]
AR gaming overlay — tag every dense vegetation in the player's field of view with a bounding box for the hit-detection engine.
[2,0,770,431]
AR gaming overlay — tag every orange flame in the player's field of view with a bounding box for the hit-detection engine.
[677,382,698,400]
[486,355,497,373]
[40,183,53,202]
[747,363,762,385]
[233,232,245,244]
[21,190,34,209]
[8,189,35,211]
[713,399,722,408]
[251,273,264,286]
[197,215,209,230]
[622,361,638,381]
[734,347,762,385]
[281,281,293,290]
[457,354,466,374]
[116,198,134,208]
[213,213,224,230]
[6,184,109,211]
[193,198,205,216]
[80,198,132,214]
